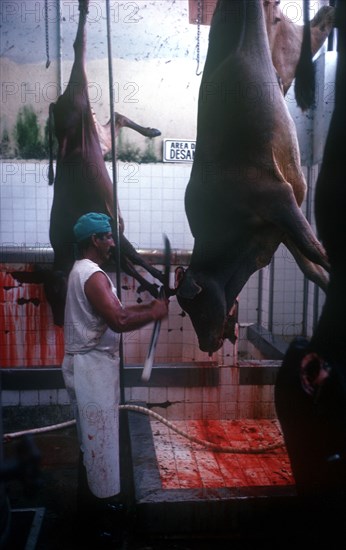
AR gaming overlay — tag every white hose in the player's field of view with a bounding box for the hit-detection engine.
[3,419,76,441]
[3,404,285,454]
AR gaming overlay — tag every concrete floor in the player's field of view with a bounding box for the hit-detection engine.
[151,418,293,489]
[2,411,344,549]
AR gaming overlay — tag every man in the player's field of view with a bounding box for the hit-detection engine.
[61,212,168,541]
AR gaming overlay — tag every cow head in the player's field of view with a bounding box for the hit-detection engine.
[175,267,237,355]
[275,338,346,496]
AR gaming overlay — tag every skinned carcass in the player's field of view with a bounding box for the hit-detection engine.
[264,0,335,96]
[48,0,164,325]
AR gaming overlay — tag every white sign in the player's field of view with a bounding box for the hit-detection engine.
[163,139,196,163]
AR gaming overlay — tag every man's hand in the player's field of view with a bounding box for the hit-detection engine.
[150,298,169,322]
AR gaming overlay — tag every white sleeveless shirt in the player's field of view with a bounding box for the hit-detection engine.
[64,259,120,355]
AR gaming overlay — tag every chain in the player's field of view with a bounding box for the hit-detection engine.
[195,0,202,76]
[45,0,51,68]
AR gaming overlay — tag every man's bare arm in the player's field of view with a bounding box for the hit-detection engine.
[84,272,168,333]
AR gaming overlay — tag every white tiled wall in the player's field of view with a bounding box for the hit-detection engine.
[1,158,316,421]
[1,388,70,408]
[0,160,194,251]
[0,161,54,247]
[0,159,323,347]
[1,368,277,421]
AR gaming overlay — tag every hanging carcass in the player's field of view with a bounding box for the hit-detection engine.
[47,0,164,325]
[175,0,330,354]
[264,0,335,98]
[275,0,346,498]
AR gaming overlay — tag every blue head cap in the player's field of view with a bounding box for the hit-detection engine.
[73,212,112,243]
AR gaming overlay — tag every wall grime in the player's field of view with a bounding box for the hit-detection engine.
[0,258,238,369]
[0,263,64,367]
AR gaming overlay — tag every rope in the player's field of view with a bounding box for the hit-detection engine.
[3,404,285,454]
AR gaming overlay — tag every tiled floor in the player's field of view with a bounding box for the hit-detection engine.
[151,418,294,489]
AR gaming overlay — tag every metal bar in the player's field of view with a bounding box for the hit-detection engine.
[0,247,191,265]
[105,0,125,403]
[328,0,336,51]
[268,258,275,333]
[313,284,321,331]
[257,269,263,326]
[105,0,121,297]
[302,166,314,336]
[57,0,63,93]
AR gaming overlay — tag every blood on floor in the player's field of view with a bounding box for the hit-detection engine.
[151,418,294,490]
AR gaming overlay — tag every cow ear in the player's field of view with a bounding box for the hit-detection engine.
[174,266,185,288]
[300,352,330,396]
[175,267,202,299]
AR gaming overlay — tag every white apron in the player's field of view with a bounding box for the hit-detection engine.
[62,260,121,498]
[62,348,120,498]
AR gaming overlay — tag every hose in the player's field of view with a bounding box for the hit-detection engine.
[3,420,76,442]
[120,404,285,454]
[3,404,285,454]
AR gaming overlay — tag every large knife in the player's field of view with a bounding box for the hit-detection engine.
[141,234,171,382]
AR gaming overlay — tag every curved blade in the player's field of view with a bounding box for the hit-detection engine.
[141,234,171,382]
